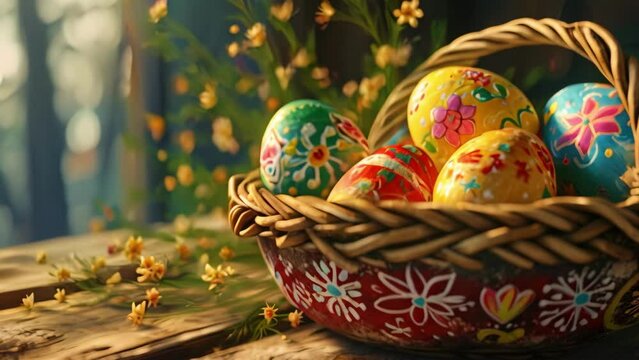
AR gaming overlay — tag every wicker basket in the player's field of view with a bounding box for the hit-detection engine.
[229,18,639,352]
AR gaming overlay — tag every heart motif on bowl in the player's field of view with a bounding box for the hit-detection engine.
[480,284,535,324]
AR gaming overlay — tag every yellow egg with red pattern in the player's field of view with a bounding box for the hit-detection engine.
[407,66,540,170]
[433,128,556,205]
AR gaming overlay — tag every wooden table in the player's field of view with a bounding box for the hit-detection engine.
[2,221,639,360]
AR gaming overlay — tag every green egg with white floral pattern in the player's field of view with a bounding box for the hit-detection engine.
[260,99,369,198]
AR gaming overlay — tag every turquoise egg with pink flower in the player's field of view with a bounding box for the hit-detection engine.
[259,99,369,198]
[542,83,634,201]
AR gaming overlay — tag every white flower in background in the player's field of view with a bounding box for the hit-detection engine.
[374,265,473,327]
[539,266,615,332]
[306,260,366,322]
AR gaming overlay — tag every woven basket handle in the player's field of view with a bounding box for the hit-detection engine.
[369,18,639,177]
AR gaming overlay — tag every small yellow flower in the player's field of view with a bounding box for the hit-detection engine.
[292,48,310,68]
[178,130,195,154]
[260,303,278,323]
[106,271,122,285]
[271,0,293,22]
[227,42,240,58]
[176,164,194,186]
[174,214,192,234]
[36,251,47,264]
[91,256,106,273]
[342,80,358,97]
[201,263,234,291]
[194,184,211,199]
[212,117,240,154]
[235,77,254,93]
[229,24,240,34]
[125,236,144,261]
[127,301,147,326]
[89,217,105,233]
[359,73,386,109]
[245,23,267,48]
[199,83,218,110]
[275,65,295,90]
[218,246,235,261]
[54,288,66,303]
[315,1,335,28]
[136,256,166,282]
[375,44,412,68]
[157,149,168,162]
[288,310,303,328]
[211,166,228,184]
[173,75,189,95]
[146,113,166,141]
[146,287,162,308]
[164,176,177,192]
[311,67,330,88]
[56,267,71,282]
[199,253,210,267]
[22,293,35,310]
[393,0,423,28]
[148,0,167,24]
[176,239,191,261]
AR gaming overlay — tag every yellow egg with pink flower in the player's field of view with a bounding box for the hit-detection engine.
[407,66,540,170]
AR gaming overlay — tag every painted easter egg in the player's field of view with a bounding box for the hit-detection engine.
[407,66,540,170]
[542,83,633,202]
[260,99,369,198]
[328,145,438,202]
[433,128,556,205]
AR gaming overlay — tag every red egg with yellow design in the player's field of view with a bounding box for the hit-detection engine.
[434,128,556,205]
[328,145,438,203]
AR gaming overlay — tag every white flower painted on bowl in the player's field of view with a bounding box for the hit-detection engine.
[539,266,615,332]
[381,317,412,340]
[306,260,366,322]
[374,265,473,327]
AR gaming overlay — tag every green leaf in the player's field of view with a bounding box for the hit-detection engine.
[424,141,437,153]
[429,19,448,55]
[495,84,508,98]
[522,66,546,90]
[472,88,493,102]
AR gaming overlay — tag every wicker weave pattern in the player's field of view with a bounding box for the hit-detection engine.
[228,18,639,273]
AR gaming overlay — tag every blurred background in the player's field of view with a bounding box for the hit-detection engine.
[0,0,637,246]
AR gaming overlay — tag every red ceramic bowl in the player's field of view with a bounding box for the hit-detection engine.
[258,237,639,352]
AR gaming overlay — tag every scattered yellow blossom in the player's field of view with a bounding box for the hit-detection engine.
[178,130,195,154]
[173,75,189,95]
[393,0,423,28]
[211,166,227,184]
[176,164,195,186]
[261,303,278,323]
[292,48,310,68]
[175,239,191,261]
[235,77,254,93]
[198,237,215,249]
[266,97,280,112]
[194,184,211,199]
[22,293,34,310]
[127,301,146,326]
[36,251,47,264]
[342,80,358,97]
[157,149,168,162]
[288,310,303,328]
[315,1,335,28]
[201,263,234,291]
[199,253,210,267]
[245,23,267,48]
[145,114,166,141]
[106,271,122,285]
[227,41,240,58]
[54,288,66,303]
[375,44,412,68]
[311,66,330,88]
[136,256,166,282]
[257,81,270,100]
[212,117,240,154]
[56,267,71,282]
[359,73,386,109]
[91,256,106,273]
[164,176,177,192]
[89,217,105,233]
[271,0,293,22]
[174,214,192,234]
[146,288,162,308]
[229,24,240,34]
[275,65,295,90]
[199,83,218,110]
[125,236,144,261]
[148,0,167,24]
[218,246,235,261]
